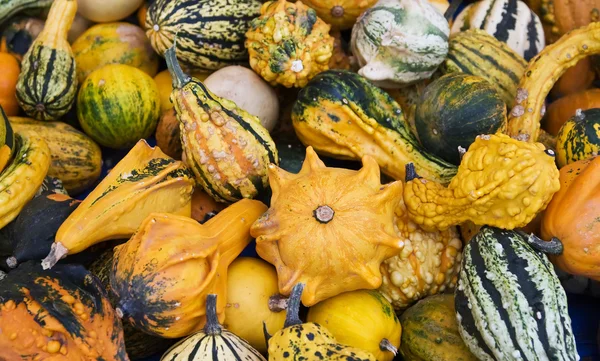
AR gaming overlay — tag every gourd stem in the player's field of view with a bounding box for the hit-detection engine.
[268,294,289,312]
[284,283,305,328]
[165,40,191,89]
[405,163,420,182]
[443,0,463,22]
[527,234,564,255]
[313,205,335,223]
[41,242,68,270]
[203,294,223,335]
[379,338,398,355]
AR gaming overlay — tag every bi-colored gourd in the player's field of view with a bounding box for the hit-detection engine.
[404,133,560,232]
[160,294,266,361]
[508,22,600,142]
[441,29,527,108]
[41,140,194,270]
[556,108,600,167]
[300,0,378,30]
[245,0,334,88]
[542,156,600,281]
[456,226,578,361]
[110,200,267,338]
[266,283,377,361]
[0,261,129,361]
[9,117,102,194]
[399,294,477,361]
[306,290,402,361]
[165,44,278,202]
[292,70,457,184]
[15,0,78,121]
[351,0,450,88]
[72,22,159,83]
[250,147,404,306]
[146,0,261,70]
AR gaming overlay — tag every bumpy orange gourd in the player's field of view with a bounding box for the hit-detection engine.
[245,0,334,88]
[250,146,404,306]
[404,133,560,232]
[110,199,267,338]
[541,156,600,280]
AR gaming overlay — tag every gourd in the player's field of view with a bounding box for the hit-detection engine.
[441,29,527,108]
[77,64,161,149]
[403,133,560,232]
[77,0,144,22]
[544,89,600,135]
[153,69,211,113]
[0,261,129,361]
[550,58,595,98]
[456,226,579,361]
[300,0,378,30]
[250,147,404,306]
[245,0,334,88]
[351,0,450,88]
[556,108,600,167]
[9,116,103,195]
[0,17,44,62]
[306,290,402,361]
[155,109,182,160]
[541,156,600,280]
[531,0,600,44]
[41,140,194,270]
[378,195,463,310]
[265,283,377,361]
[204,66,280,131]
[191,188,227,223]
[0,107,15,174]
[72,22,159,83]
[110,199,267,338]
[415,73,508,165]
[451,0,545,61]
[146,0,261,71]
[0,53,20,117]
[224,257,286,354]
[507,22,600,143]
[166,44,278,203]
[15,0,78,121]
[161,294,266,361]
[0,0,52,26]
[399,294,477,361]
[292,70,457,184]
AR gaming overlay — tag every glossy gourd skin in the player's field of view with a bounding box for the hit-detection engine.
[15,0,78,121]
[110,200,267,338]
[301,0,378,30]
[41,140,194,270]
[251,147,404,306]
[556,108,600,167]
[404,134,560,232]
[292,70,457,184]
[306,290,402,361]
[166,45,278,203]
[0,261,129,361]
[544,89,600,136]
[245,0,334,88]
[542,157,600,280]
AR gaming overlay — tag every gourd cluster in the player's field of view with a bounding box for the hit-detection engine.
[0,0,599,360]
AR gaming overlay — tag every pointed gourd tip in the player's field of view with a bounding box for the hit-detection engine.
[404,163,419,182]
[304,147,325,171]
[358,155,381,180]
[40,242,68,270]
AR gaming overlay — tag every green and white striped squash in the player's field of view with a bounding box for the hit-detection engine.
[455,226,579,361]
[146,0,261,71]
[350,0,449,88]
[451,0,544,61]
[160,294,266,361]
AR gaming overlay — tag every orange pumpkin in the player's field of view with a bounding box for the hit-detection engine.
[550,58,595,99]
[528,0,600,43]
[0,53,20,116]
[541,156,600,280]
[544,88,600,135]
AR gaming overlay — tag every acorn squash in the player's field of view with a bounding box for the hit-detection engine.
[110,199,267,338]
[41,140,194,269]
[556,108,600,167]
[250,147,404,306]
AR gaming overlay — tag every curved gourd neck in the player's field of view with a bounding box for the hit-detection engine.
[38,0,77,48]
[165,44,191,89]
[203,294,223,335]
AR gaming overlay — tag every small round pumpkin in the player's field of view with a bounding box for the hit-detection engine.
[224,257,286,354]
[306,289,402,361]
[78,0,144,22]
[77,64,161,149]
[0,53,20,116]
[556,108,600,167]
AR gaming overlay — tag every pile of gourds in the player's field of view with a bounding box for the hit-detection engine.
[0,0,599,360]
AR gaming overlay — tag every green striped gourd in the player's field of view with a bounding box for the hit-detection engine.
[451,0,545,61]
[350,0,449,88]
[556,108,600,168]
[146,0,261,71]
[15,0,78,121]
[456,226,579,361]
[441,29,527,108]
